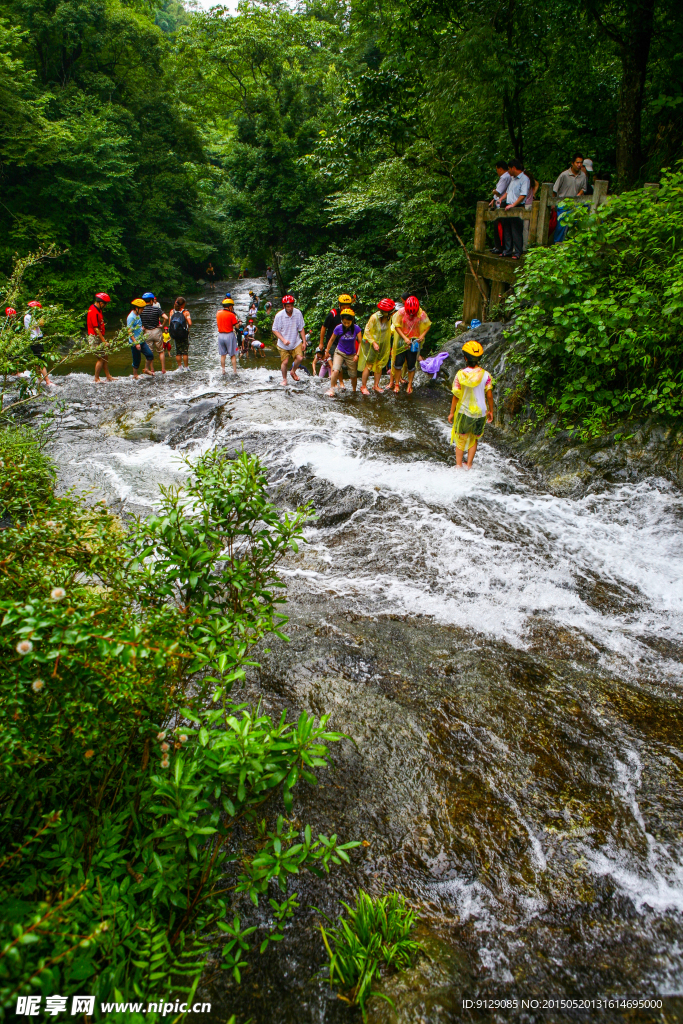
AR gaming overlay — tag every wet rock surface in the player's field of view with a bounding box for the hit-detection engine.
[195,583,683,1023]
[27,286,683,1023]
[442,321,683,496]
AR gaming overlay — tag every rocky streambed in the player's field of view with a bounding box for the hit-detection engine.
[21,289,683,1022]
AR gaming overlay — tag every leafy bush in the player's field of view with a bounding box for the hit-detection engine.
[0,249,131,414]
[0,424,55,520]
[506,168,683,434]
[0,439,358,1018]
[319,891,421,1018]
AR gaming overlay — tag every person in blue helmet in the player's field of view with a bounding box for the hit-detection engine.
[139,292,169,373]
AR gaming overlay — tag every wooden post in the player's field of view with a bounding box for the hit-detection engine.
[643,182,660,196]
[529,201,539,246]
[536,183,552,245]
[474,201,488,252]
[591,179,609,212]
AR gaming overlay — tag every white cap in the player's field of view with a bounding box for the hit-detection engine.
[583,158,594,172]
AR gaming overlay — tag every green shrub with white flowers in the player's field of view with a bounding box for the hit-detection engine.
[0,428,358,1018]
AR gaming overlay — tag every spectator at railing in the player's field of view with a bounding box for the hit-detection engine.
[582,158,594,196]
[489,160,511,255]
[501,159,529,259]
[523,169,540,251]
[552,153,587,243]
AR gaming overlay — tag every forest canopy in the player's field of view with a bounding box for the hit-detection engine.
[0,0,681,312]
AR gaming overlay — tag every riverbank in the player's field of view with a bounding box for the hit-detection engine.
[441,322,683,496]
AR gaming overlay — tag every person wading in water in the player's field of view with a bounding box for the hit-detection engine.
[272,294,307,385]
[88,292,112,383]
[358,298,395,395]
[390,295,431,395]
[447,340,494,469]
[168,297,192,371]
[325,308,362,397]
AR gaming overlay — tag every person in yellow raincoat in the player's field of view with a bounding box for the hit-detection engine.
[390,295,431,395]
[358,298,395,395]
[447,340,494,469]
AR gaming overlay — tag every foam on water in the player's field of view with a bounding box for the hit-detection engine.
[283,426,683,663]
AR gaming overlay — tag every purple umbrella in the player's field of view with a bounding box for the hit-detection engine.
[419,351,451,378]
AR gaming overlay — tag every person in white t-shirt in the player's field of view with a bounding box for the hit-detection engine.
[501,160,529,259]
[489,161,512,254]
[271,295,306,385]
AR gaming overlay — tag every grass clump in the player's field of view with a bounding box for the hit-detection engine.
[320,891,421,1018]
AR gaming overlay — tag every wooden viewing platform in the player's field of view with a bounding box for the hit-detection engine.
[463,179,612,323]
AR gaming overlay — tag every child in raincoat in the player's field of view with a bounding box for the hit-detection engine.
[447,340,494,469]
[358,298,395,394]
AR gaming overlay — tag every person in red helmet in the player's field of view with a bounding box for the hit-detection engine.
[272,294,306,384]
[358,299,395,394]
[390,295,431,395]
[88,292,113,383]
[242,317,257,356]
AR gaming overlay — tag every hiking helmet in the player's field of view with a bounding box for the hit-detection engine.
[95,293,111,302]
[470,318,482,329]
[131,298,146,308]
[248,318,254,323]
[338,294,353,304]
[222,298,234,306]
[377,298,395,312]
[142,292,154,300]
[28,300,42,308]
[404,296,419,316]
[340,308,355,318]
[5,307,16,316]
[462,340,484,357]
[281,294,295,305]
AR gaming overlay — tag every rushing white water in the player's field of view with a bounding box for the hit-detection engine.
[50,282,683,674]
[44,281,683,1002]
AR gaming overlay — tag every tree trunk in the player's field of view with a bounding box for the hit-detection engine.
[589,0,657,188]
[616,0,656,187]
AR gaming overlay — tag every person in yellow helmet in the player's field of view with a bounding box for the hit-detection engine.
[127,298,155,379]
[447,340,494,469]
[321,293,355,389]
[325,308,361,397]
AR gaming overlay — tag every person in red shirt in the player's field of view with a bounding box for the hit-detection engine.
[216,297,240,373]
[87,293,112,383]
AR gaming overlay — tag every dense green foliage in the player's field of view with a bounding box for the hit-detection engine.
[507,168,683,432]
[0,433,358,1016]
[320,891,421,1018]
[2,0,680,328]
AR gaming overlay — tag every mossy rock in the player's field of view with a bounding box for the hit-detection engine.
[365,924,471,1024]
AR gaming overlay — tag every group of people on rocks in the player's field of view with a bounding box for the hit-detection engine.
[304,292,432,397]
[8,279,495,469]
[488,152,596,257]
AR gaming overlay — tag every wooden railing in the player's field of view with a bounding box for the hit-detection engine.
[473,179,611,252]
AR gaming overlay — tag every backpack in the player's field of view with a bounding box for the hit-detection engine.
[169,309,189,342]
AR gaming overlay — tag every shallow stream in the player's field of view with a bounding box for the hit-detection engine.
[39,281,683,1021]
